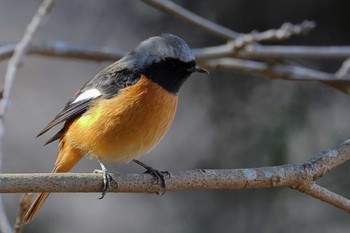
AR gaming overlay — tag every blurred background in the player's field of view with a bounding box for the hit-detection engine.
[1,0,350,232]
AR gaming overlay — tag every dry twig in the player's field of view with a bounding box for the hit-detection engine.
[336,58,350,79]
[13,194,33,233]
[142,0,241,40]
[2,42,350,62]
[0,0,54,232]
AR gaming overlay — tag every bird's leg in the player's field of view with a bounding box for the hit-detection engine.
[94,160,115,199]
[132,159,170,189]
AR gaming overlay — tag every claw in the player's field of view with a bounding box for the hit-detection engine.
[133,160,169,190]
[94,161,116,199]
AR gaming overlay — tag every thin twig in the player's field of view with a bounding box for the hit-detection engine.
[224,20,315,54]
[2,42,350,62]
[336,58,350,79]
[142,0,241,40]
[193,44,350,61]
[239,45,350,60]
[203,58,335,81]
[13,194,33,233]
[0,42,126,61]
[0,0,54,232]
[203,58,350,95]
[0,0,54,118]
[0,139,349,212]
[294,183,350,212]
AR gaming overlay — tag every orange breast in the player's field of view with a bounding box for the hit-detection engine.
[64,75,178,164]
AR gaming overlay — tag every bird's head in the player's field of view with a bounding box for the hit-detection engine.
[121,34,208,94]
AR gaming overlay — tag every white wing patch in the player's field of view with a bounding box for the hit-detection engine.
[72,88,102,104]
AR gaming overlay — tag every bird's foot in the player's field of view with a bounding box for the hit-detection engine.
[94,161,116,199]
[133,160,169,190]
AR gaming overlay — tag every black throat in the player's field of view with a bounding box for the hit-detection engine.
[140,58,195,94]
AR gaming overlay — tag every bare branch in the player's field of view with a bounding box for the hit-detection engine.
[2,42,350,62]
[336,58,350,79]
[228,21,315,52]
[203,57,335,80]
[2,40,350,95]
[249,21,315,42]
[194,44,350,61]
[294,183,350,212]
[0,0,54,118]
[0,0,54,232]
[0,42,126,62]
[13,194,32,233]
[203,58,350,94]
[239,45,350,60]
[142,0,241,40]
[0,139,349,212]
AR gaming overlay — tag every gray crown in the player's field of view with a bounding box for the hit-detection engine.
[119,34,195,71]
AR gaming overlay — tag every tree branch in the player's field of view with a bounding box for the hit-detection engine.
[2,42,350,62]
[203,57,335,81]
[336,58,350,79]
[1,139,350,212]
[0,42,126,62]
[204,58,350,94]
[13,194,32,233]
[194,44,350,60]
[294,183,350,212]
[0,0,54,232]
[142,0,242,40]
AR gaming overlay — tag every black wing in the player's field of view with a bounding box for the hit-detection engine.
[36,99,93,138]
[37,66,141,145]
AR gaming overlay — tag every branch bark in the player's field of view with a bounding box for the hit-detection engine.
[1,139,350,212]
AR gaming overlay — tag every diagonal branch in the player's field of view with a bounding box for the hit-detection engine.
[294,183,350,212]
[142,0,241,40]
[13,194,32,233]
[336,58,350,79]
[1,139,350,212]
[0,0,54,232]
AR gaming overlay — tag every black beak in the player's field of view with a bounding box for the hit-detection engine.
[190,65,209,74]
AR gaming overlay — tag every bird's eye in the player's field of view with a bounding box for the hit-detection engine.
[165,58,180,70]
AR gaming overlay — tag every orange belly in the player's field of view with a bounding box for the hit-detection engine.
[64,75,178,163]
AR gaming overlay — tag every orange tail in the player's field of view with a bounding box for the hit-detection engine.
[23,142,83,224]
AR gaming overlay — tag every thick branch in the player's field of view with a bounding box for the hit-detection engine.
[1,140,350,212]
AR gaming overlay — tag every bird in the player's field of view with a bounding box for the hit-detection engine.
[23,34,208,223]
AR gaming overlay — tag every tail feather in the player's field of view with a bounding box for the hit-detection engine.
[23,193,50,224]
[23,142,83,224]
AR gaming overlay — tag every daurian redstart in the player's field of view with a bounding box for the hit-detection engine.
[23,34,208,223]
